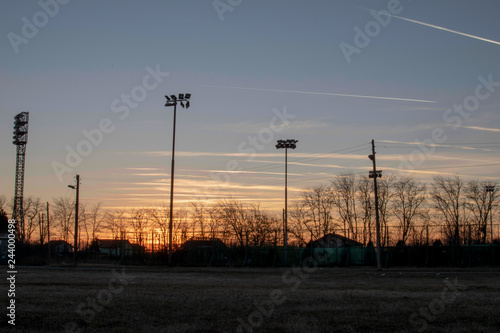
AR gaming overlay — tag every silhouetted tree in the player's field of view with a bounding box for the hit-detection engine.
[465,180,498,244]
[431,176,467,245]
[392,176,427,245]
[331,173,359,242]
[191,201,206,239]
[150,203,170,249]
[23,196,44,243]
[52,196,74,243]
[377,175,395,246]
[357,177,373,245]
[105,209,128,239]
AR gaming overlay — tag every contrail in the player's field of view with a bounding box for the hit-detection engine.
[391,15,500,46]
[350,4,500,47]
[202,85,436,103]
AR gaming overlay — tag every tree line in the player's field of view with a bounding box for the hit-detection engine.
[290,174,498,246]
[0,174,498,250]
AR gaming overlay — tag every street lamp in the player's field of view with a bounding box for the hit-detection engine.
[276,139,298,266]
[68,174,80,266]
[486,185,495,244]
[165,93,191,265]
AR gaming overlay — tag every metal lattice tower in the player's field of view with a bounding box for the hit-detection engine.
[12,112,29,242]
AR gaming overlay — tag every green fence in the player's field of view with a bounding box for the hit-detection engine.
[298,245,500,267]
[176,244,500,267]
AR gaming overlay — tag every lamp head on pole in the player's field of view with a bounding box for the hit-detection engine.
[165,93,191,109]
[276,139,298,150]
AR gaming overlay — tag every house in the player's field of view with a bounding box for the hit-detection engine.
[47,240,73,257]
[98,239,135,257]
[307,233,363,248]
[181,237,228,266]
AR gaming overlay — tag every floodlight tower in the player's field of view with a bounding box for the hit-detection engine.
[165,93,191,265]
[12,112,29,243]
[276,139,298,266]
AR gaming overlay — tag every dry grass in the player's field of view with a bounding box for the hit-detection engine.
[3,265,500,332]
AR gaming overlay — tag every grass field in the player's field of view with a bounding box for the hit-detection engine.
[3,265,500,332]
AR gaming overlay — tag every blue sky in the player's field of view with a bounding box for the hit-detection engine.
[1,0,500,212]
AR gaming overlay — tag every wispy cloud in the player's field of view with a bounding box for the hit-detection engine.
[461,125,500,133]
[380,140,495,152]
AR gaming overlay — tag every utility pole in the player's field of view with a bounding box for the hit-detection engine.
[68,175,80,266]
[47,202,50,262]
[369,140,382,270]
[486,185,495,244]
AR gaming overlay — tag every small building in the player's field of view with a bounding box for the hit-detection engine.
[47,240,73,257]
[98,239,135,257]
[181,237,227,266]
[307,233,363,248]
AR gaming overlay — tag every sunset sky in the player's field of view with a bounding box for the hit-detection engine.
[1,0,500,214]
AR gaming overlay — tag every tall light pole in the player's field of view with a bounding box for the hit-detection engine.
[12,112,29,243]
[486,185,495,244]
[369,139,382,270]
[165,93,191,265]
[68,174,80,266]
[276,139,298,266]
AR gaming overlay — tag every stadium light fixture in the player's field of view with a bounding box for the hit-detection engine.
[164,93,192,265]
[276,139,298,266]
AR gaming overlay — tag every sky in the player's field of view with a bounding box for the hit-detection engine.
[1,0,500,214]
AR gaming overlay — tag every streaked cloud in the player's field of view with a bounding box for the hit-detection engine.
[461,125,500,133]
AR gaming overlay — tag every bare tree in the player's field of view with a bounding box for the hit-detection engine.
[105,209,128,239]
[216,199,247,247]
[246,203,276,246]
[392,176,427,245]
[191,201,206,238]
[289,200,311,245]
[431,176,467,245]
[23,196,44,243]
[465,180,498,244]
[86,203,104,244]
[130,208,150,247]
[377,175,395,246]
[206,204,222,240]
[150,203,170,249]
[289,184,337,244]
[331,173,359,242]
[357,177,373,245]
[52,197,74,243]
[175,207,190,245]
